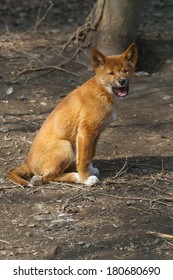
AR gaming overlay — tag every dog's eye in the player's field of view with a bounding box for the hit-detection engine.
[123,69,129,73]
[108,71,114,76]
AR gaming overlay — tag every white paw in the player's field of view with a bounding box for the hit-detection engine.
[84,175,99,186]
[89,163,100,176]
[27,183,33,188]
[73,172,81,183]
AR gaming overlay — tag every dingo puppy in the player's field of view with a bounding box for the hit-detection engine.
[8,43,137,187]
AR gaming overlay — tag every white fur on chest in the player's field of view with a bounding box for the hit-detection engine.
[101,109,117,131]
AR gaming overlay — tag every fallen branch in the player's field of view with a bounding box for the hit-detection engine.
[153,196,173,203]
[114,157,128,179]
[95,191,152,202]
[16,65,79,77]
[128,206,151,214]
[147,231,173,240]
[91,190,173,207]
[0,239,10,245]
[152,196,173,207]
[0,185,20,191]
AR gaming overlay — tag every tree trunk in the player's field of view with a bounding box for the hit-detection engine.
[91,0,143,55]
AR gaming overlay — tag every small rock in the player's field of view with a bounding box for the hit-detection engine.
[33,215,47,221]
[129,242,135,249]
[68,78,75,85]
[65,218,75,222]
[58,213,68,218]
[130,218,137,228]
[78,241,85,245]
[6,86,14,95]
[126,200,135,206]
[163,95,170,100]
[30,99,36,103]
[83,193,96,202]
[112,224,119,228]
[84,243,92,248]
[34,203,46,211]
[18,95,27,101]
[135,71,149,77]
[0,127,9,133]
[30,175,43,186]
[40,102,47,106]
[26,232,33,237]
[28,224,36,228]
[152,238,159,245]
[48,220,64,229]
[43,245,59,260]
[67,18,74,24]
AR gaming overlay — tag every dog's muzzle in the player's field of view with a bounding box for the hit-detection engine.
[112,85,129,97]
[112,78,129,97]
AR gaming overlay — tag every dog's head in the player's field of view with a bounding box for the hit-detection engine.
[90,43,137,97]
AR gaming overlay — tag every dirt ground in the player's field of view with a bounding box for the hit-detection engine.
[0,0,173,260]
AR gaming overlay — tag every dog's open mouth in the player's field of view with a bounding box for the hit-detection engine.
[112,86,129,97]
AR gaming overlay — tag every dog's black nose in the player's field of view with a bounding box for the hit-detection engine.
[118,78,126,86]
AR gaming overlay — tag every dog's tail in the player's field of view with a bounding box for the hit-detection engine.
[7,163,32,186]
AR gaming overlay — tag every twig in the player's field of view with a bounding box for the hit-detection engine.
[147,231,173,240]
[25,69,54,82]
[59,47,83,67]
[61,33,76,52]
[4,115,39,127]
[142,182,170,196]
[114,157,128,179]
[41,181,173,207]
[128,206,151,214]
[24,2,54,34]
[63,192,85,212]
[0,239,10,245]
[165,240,173,247]
[153,196,173,202]
[34,0,45,32]
[94,191,152,202]
[35,2,54,30]
[16,65,79,77]
[55,51,89,68]
[0,185,20,191]
[13,48,47,67]
[91,190,173,207]
[62,0,105,51]
[57,47,81,68]
[151,200,173,207]
[44,182,84,190]
[27,187,41,195]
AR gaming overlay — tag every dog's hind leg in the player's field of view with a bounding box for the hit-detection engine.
[43,171,81,184]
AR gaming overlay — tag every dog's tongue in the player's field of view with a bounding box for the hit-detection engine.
[118,88,127,97]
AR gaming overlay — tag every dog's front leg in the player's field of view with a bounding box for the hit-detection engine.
[76,128,99,186]
[88,134,100,176]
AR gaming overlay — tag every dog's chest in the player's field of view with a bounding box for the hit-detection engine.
[100,110,117,131]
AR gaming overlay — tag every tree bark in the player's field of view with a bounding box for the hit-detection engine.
[91,0,143,55]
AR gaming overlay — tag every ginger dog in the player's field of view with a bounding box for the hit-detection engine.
[8,43,137,187]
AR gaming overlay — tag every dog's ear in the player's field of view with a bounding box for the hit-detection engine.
[90,48,106,69]
[123,43,138,65]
